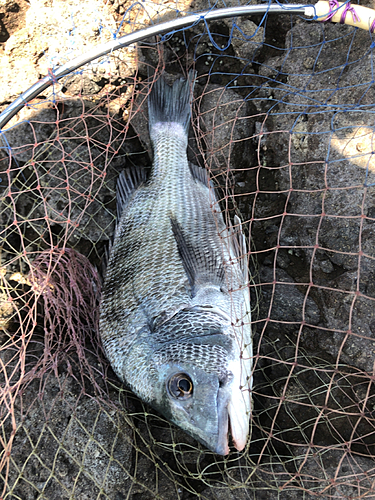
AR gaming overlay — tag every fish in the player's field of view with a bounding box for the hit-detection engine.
[99,71,253,455]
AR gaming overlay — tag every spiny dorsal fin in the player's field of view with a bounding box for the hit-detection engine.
[117,167,148,220]
[170,216,225,293]
[229,214,249,284]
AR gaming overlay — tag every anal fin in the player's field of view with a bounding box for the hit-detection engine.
[189,162,213,188]
[117,167,149,220]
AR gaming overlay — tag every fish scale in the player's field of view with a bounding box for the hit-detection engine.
[99,72,252,455]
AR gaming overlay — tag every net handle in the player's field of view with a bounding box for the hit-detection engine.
[314,0,375,31]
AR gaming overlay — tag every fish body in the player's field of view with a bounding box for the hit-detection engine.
[99,72,252,455]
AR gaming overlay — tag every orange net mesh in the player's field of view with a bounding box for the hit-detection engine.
[1,0,375,498]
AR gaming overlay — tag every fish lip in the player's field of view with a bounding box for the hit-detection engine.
[213,384,231,455]
[189,379,230,456]
[226,358,251,453]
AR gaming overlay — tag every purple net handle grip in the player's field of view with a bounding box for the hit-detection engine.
[315,0,375,31]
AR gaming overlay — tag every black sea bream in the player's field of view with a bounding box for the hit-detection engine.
[99,72,252,454]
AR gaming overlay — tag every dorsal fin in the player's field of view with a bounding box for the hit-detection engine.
[229,215,249,284]
[188,162,223,216]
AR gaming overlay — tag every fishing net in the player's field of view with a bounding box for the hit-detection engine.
[1,0,375,498]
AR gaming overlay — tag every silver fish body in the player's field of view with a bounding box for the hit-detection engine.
[99,72,252,455]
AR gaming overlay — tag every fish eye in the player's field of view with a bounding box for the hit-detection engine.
[167,373,193,400]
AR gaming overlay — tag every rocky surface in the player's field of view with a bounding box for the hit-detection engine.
[1,0,375,499]
[252,20,375,374]
[0,0,137,104]
[6,367,133,500]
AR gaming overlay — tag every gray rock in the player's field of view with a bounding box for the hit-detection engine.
[222,16,264,63]
[199,443,375,499]
[259,266,320,327]
[292,447,375,498]
[3,99,127,244]
[198,83,254,172]
[254,20,375,374]
[1,101,57,162]
[5,363,133,499]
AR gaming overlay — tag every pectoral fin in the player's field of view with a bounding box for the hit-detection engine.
[169,216,225,290]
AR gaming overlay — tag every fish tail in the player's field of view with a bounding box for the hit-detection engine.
[148,70,196,137]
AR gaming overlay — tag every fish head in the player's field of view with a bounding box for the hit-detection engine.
[149,339,251,455]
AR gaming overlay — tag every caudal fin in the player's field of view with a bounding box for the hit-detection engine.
[148,70,196,136]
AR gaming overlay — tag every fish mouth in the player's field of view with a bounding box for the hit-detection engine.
[214,380,249,455]
[193,368,250,455]
[228,398,249,452]
[214,385,231,455]
[188,378,230,456]
[227,379,251,453]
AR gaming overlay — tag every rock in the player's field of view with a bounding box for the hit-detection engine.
[197,83,255,172]
[201,484,255,500]
[0,52,40,103]
[222,17,264,63]
[1,100,58,162]
[215,446,375,499]
[5,364,133,499]
[292,447,375,498]
[0,0,29,43]
[252,20,375,373]
[0,0,136,104]
[259,266,320,328]
[0,290,14,329]
[2,98,129,244]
